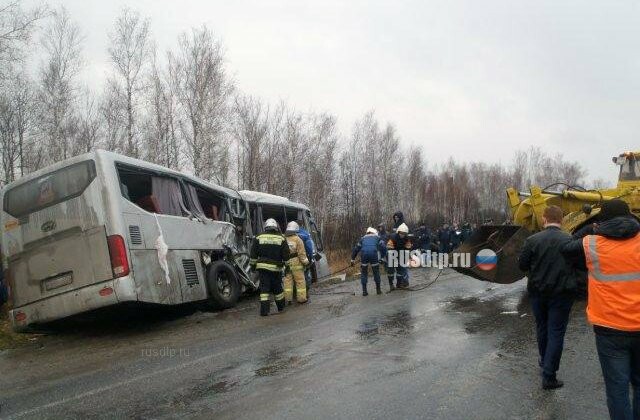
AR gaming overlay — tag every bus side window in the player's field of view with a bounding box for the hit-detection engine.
[181,182,229,221]
[117,165,189,217]
[284,206,298,224]
[261,205,286,233]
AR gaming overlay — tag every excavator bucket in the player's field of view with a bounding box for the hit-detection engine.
[453,225,531,284]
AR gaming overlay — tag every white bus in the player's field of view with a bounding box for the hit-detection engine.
[239,190,330,282]
[1,150,327,330]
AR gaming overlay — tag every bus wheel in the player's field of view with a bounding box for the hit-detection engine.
[206,260,240,309]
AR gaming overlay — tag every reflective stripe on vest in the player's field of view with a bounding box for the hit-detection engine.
[256,262,283,272]
[583,234,640,331]
[258,234,286,245]
[585,235,640,281]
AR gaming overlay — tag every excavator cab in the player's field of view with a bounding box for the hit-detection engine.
[614,152,640,183]
[454,225,530,284]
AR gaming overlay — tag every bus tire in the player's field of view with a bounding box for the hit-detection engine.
[206,260,240,309]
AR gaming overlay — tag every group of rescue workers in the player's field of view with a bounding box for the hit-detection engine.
[349,211,478,297]
[249,211,477,314]
[249,219,316,316]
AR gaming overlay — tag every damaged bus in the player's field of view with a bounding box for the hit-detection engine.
[1,151,325,330]
[239,190,330,282]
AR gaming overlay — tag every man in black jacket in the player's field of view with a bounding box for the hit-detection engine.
[392,211,405,230]
[518,205,576,390]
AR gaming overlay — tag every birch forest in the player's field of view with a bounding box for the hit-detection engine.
[0,2,592,247]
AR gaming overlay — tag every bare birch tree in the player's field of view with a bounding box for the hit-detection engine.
[74,88,101,155]
[107,7,151,158]
[232,94,269,190]
[37,6,82,166]
[145,46,180,168]
[169,25,232,181]
[0,0,48,81]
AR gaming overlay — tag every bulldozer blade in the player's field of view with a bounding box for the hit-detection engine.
[453,225,531,284]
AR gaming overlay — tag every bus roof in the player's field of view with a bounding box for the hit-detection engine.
[2,150,241,199]
[239,190,310,211]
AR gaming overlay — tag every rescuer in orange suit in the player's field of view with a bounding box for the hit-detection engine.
[563,199,640,420]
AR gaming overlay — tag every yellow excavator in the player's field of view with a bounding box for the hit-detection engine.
[456,150,640,284]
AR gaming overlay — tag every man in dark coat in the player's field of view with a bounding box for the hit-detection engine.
[392,212,405,230]
[417,225,431,253]
[437,223,452,253]
[461,222,473,243]
[518,205,576,390]
[377,223,389,244]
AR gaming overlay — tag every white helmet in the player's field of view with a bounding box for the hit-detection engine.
[397,223,409,234]
[264,218,279,230]
[286,221,300,233]
[366,227,378,235]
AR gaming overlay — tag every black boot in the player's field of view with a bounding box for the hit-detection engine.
[542,377,564,390]
[376,284,382,295]
[275,298,286,313]
[388,280,396,291]
[362,285,368,296]
[260,301,270,316]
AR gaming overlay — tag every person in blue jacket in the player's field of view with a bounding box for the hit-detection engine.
[296,220,315,293]
[351,227,386,296]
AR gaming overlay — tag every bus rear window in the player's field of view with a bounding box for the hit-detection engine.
[3,160,97,218]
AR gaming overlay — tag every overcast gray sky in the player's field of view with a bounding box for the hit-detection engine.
[41,0,640,183]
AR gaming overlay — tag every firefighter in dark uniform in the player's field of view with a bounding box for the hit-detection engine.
[250,218,290,316]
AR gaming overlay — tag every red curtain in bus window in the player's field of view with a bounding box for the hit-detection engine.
[151,177,189,217]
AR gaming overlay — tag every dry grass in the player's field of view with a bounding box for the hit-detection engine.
[324,247,392,279]
[325,248,359,278]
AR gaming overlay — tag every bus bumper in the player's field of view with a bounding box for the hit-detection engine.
[10,277,137,331]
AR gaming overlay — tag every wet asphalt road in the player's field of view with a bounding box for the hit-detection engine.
[0,268,607,420]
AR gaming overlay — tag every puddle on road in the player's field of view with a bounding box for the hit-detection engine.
[355,310,416,343]
[253,348,312,377]
[254,354,310,377]
[169,372,242,410]
[168,349,314,410]
[443,291,548,358]
[444,294,530,335]
[447,296,481,312]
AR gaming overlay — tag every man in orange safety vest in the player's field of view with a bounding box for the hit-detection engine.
[563,199,640,419]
